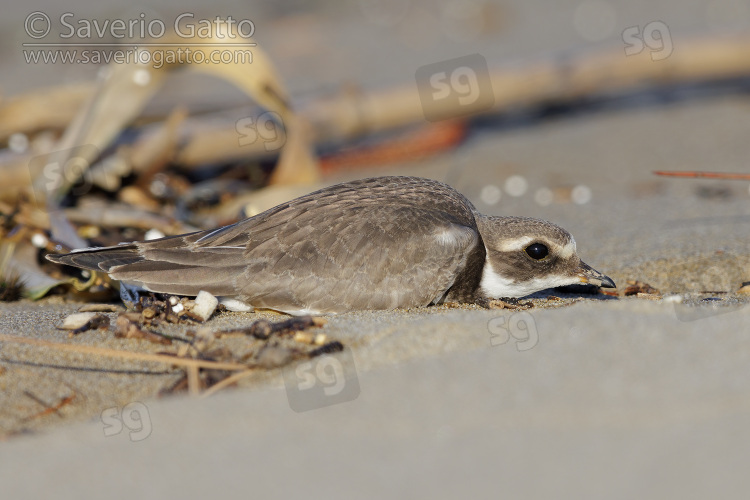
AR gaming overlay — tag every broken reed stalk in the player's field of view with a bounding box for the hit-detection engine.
[0,333,248,371]
[3,36,750,178]
[186,364,201,397]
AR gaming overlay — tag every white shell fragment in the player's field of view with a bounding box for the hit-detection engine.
[191,291,219,322]
[145,229,166,241]
[58,312,97,330]
[57,312,110,334]
[218,297,255,312]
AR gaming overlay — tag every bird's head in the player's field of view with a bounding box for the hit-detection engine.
[475,215,615,299]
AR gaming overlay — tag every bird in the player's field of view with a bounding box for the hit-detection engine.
[46,176,615,314]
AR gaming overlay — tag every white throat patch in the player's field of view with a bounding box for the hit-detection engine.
[479,248,580,298]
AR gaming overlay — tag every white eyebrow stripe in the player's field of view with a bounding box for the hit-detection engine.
[497,236,534,252]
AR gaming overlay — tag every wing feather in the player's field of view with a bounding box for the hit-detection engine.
[46,177,480,312]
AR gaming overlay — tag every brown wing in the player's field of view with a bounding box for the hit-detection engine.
[47,177,480,312]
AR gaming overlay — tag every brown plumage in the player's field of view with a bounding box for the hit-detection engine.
[47,176,614,314]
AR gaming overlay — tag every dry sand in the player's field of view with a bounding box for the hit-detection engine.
[2,1,750,498]
[2,95,749,499]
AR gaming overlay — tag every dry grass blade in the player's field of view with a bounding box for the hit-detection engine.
[24,392,76,421]
[0,333,248,371]
[187,364,201,397]
[199,369,257,398]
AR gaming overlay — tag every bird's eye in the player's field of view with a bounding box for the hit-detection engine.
[525,243,548,260]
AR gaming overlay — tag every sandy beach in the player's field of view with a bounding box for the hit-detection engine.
[1,1,750,498]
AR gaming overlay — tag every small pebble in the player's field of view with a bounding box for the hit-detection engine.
[193,328,215,352]
[172,303,185,314]
[662,294,683,304]
[293,331,315,344]
[254,345,295,369]
[177,344,192,358]
[31,233,49,249]
[115,314,171,345]
[312,317,328,327]
[313,333,328,346]
[77,226,101,239]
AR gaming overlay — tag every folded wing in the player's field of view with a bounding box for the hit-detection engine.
[47,177,480,312]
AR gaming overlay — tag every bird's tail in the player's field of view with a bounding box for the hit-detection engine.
[45,233,246,297]
[46,244,144,272]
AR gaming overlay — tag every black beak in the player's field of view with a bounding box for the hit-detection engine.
[577,261,616,289]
